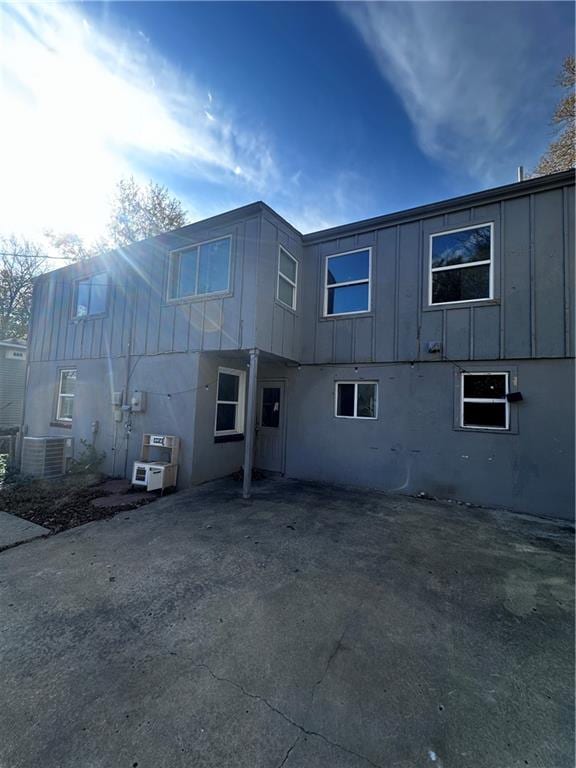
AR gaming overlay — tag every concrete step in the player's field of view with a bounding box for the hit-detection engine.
[0,512,50,550]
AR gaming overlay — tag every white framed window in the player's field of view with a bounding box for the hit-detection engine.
[461,372,509,430]
[277,246,298,310]
[335,381,378,419]
[56,369,77,422]
[75,273,109,317]
[429,223,493,305]
[214,367,246,436]
[324,248,371,316]
[169,236,231,301]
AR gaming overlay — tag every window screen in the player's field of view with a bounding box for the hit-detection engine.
[430,225,492,305]
[335,381,377,419]
[171,237,231,299]
[215,369,244,435]
[75,274,108,317]
[325,250,370,315]
[461,372,509,430]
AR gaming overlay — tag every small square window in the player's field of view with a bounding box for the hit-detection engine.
[335,381,377,419]
[461,372,509,430]
[430,224,493,305]
[324,249,371,316]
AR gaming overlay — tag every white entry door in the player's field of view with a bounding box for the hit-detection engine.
[255,380,286,473]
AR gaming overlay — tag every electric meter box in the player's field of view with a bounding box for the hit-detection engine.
[131,390,147,412]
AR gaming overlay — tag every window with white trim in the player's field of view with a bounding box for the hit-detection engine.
[461,372,509,430]
[170,236,231,300]
[56,369,77,422]
[214,368,245,436]
[335,381,378,419]
[277,246,297,310]
[325,249,371,316]
[75,273,109,317]
[430,224,492,305]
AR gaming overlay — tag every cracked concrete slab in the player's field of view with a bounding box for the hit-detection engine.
[0,510,49,550]
[0,478,573,767]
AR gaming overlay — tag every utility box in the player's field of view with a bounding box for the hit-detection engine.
[131,390,147,412]
[131,433,179,492]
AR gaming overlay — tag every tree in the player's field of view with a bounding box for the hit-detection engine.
[534,56,575,175]
[0,236,46,339]
[108,177,188,247]
[48,177,189,260]
[44,231,108,262]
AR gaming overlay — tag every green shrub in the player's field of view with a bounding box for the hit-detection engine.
[67,440,106,475]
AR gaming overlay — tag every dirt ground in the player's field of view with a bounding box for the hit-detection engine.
[0,474,154,533]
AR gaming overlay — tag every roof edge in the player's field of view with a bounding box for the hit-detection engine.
[302,169,575,243]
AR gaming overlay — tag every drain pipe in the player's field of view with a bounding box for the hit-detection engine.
[243,348,259,499]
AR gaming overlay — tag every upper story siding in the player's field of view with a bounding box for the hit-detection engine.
[28,206,262,363]
[300,172,574,364]
[28,170,574,366]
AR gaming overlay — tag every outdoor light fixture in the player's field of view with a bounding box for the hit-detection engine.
[506,392,523,402]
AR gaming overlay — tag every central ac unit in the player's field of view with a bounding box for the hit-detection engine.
[21,436,74,478]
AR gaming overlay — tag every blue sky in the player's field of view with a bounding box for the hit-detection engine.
[0,1,573,245]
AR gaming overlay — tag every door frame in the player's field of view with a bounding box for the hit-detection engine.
[255,378,287,474]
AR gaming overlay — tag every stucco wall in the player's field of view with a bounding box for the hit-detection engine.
[283,358,575,520]
[191,354,249,484]
[24,352,200,487]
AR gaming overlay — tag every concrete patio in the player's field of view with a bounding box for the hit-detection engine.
[0,478,573,768]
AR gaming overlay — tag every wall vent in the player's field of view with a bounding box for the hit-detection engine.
[21,437,73,478]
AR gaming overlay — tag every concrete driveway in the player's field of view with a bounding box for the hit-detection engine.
[0,479,573,768]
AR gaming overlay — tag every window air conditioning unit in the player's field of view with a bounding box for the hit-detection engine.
[21,436,74,478]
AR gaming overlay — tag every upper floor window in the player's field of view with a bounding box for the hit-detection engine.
[169,236,231,300]
[324,248,371,316]
[75,273,108,317]
[56,368,76,422]
[461,372,509,430]
[429,224,493,305]
[277,246,298,310]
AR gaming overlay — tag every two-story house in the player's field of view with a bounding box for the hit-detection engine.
[22,170,575,519]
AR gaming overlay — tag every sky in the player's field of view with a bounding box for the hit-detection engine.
[0,1,573,252]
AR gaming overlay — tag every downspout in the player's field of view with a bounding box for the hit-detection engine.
[243,348,259,499]
[18,279,40,469]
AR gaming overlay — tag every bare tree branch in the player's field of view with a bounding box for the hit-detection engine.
[0,236,47,340]
[534,56,575,176]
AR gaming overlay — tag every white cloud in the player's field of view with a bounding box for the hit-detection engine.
[342,2,559,185]
[0,4,278,242]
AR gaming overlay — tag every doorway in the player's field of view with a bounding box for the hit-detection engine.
[254,380,286,473]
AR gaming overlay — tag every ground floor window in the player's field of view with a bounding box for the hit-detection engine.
[215,367,245,436]
[335,381,378,419]
[56,369,77,422]
[461,372,509,430]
